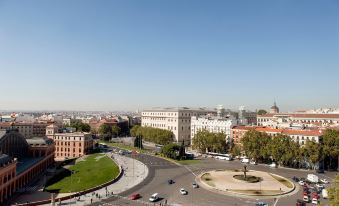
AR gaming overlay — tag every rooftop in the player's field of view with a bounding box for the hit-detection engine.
[16,157,44,175]
[143,107,215,112]
[258,113,339,119]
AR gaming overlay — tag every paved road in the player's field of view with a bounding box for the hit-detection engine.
[102,150,336,206]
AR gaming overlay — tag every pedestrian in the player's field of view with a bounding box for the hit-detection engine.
[90,198,93,204]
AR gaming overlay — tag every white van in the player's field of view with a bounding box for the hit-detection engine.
[307,174,319,183]
[322,189,328,199]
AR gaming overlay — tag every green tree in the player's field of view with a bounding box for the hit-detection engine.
[257,109,268,115]
[98,124,112,141]
[241,130,271,162]
[323,129,339,170]
[132,126,173,145]
[161,143,180,159]
[70,119,91,132]
[111,125,121,137]
[230,144,242,157]
[130,125,141,137]
[328,174,339,206]
[134,136,143,149]
[302,141,321,169]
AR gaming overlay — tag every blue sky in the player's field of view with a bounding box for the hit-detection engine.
[0,0,338,111]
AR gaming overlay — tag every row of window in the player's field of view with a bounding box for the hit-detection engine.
[56,141,82,147]
[56,147,82,153]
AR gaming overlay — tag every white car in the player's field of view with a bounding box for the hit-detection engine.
[250,160,257,165]
[241,158,249,163]
[298,180,305,186]
[269,162,277,168]
[192,182,199,188]
[149,193,159,202]
[320,178,329,184]
[311,198,318,204]
[316,183,324,189]
[180,188,187,195]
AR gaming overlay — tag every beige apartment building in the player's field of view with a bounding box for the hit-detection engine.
[141,107,215,144]
[46,124,93,161]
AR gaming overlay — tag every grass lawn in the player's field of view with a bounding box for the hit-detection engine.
[99,140,147,153]
[270,174,294,188]
[45,153,119,193]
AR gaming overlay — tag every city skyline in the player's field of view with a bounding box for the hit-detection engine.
[1,0,339,111]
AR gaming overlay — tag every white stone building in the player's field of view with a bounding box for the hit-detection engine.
[141,107,215,144]
[191,115,236,144]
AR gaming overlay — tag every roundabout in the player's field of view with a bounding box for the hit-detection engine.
[197,168,295,197]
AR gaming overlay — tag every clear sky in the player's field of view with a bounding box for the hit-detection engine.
[0,0,338,112]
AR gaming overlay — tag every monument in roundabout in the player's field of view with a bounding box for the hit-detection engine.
[197,165,295,197]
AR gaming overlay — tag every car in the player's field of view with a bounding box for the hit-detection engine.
[168,179,174,184]
[250,160,257,165]
[303,195,309,203]
[299,181,305,186]
[292,176,300,182]
[255,202,268,206]
[129,193,141,200]
[311,192,320,199]
[311,198,318,204]
[269,162,277,168]
[241,158,249,163]
[315,183,324,189]
[180,188,187,195]
[192,182,199,188]
[296,199,306,206]
[320,178,329,184]
[149,193,159,202]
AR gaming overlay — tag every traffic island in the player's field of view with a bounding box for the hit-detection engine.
[197,169,295,197]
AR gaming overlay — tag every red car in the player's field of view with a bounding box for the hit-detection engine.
[129,193,141,200]
[312,192,320,199]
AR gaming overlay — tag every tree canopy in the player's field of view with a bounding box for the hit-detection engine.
[130,126,173,145]
[257,109,268,115]
[192,129,229,153]
[70,119,91,132]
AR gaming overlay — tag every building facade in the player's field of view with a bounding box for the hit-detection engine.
[191,116,236,144]
[46,125,93,161]
[0,129,54,204]
[257,113,339,128]
[142,107,215,144]
[231,126,323,146]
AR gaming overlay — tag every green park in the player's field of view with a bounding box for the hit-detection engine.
[45,153,120,193]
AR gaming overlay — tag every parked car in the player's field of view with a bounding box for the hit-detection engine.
[292,176,300,182]
[129,193,141,200]
[192,182,199,188]
[241,158,250,163]
[311,198,318,204]
[311,192,320,199]
[303,195,309,203]
[296,199,306,206]
[149,193,159,202]
[269,162,277,168]
[315,183,324,189]
[320,178,329,184]
[299,180,305,186]
[180,188,188,195]
[255,202,268,206]
[168,179,174,184]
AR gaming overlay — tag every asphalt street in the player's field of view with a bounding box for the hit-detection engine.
[99,150,336,206]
